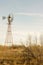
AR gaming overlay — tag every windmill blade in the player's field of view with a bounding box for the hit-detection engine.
[9,14,14,22]
[12,14,14,21]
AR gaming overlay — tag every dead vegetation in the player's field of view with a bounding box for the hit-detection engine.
[0,34,43,65]
[0,45,43,65]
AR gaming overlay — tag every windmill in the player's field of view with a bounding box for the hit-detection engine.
[2,14,13,46]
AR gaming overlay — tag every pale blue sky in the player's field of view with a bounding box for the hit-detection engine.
[0,0,43,45]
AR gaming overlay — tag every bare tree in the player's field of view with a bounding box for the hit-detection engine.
[34,35,37,45]
[40,34,43,46]
[26,34,32,46]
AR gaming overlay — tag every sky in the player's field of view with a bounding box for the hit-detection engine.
[0,0,43,45]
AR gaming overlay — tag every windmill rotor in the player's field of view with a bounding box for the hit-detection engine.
[2,14,14,25]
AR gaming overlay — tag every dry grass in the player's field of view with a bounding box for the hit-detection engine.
[0,45,43,65]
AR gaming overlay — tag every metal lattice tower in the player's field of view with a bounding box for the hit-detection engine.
[3,15,13,46]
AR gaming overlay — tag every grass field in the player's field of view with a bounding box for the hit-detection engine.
[0,45,43,65]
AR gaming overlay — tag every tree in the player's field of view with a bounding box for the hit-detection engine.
[26,34,32,46]
[40,34,43,46]
[34,35,37,45]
